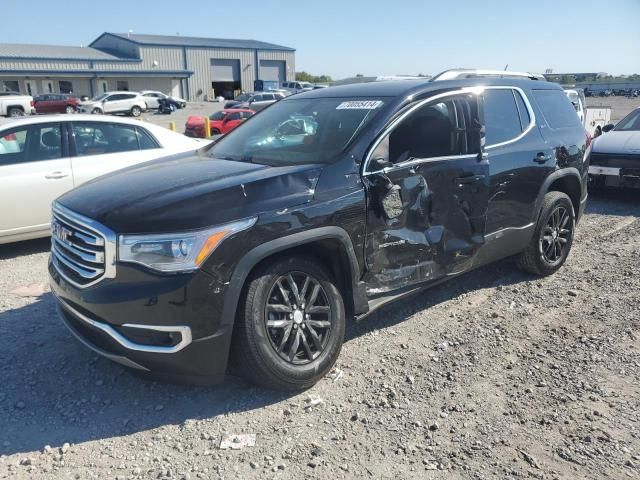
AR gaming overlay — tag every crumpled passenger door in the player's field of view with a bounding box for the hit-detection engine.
[362,91,489,295]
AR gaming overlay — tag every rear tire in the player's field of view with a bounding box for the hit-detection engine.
[517,191,575,276]
[65,105,75,114]
[8,107,24,117]
[211,128,221,135]
[130,106,142,117]
[91,108,102,115]
[232,256,345,391]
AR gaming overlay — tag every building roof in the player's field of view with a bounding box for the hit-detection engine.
[0,43,127,61]
[101,32,295,51]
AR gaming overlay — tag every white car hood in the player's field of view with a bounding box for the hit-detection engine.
[593,131,640,155]
[79,101,99,107]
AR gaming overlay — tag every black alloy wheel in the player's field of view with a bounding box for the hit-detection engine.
[517,191,575,276]
[232,256,345,390]
[264,272,333,365]
[540,205,572,266]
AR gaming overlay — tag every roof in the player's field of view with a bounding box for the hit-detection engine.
[294,77,561,100]
[99,32,295,51]
[0,43,127,61]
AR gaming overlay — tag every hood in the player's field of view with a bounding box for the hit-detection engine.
[56,152,323,234]
[79,100,99,107]
[593,131,640,155]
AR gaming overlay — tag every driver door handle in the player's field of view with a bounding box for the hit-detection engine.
[45,171,69,179]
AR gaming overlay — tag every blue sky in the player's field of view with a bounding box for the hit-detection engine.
[2,0,639,78]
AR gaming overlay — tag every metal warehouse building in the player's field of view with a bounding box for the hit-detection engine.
[0,32,296,100]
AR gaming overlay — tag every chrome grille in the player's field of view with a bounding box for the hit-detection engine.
[51,204,116,288]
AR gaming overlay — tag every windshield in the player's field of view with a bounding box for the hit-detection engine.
[614,109,640,131]
[209,97,387,166]
[210,111,226,121]
[91,93,108,102]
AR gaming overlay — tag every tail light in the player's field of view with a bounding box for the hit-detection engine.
[30,100,34,107]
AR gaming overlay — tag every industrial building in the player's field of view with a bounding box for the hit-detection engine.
[0,32,296,100]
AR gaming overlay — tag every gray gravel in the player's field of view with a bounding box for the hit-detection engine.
[0,189,639,479]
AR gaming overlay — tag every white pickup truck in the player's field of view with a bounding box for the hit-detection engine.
[565,88,611,138]
[0,92,35,117]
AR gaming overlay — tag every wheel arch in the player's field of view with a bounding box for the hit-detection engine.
[220,227,367,331]
[533,168,583,223]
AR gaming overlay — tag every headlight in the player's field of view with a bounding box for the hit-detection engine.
[118,217,256,273]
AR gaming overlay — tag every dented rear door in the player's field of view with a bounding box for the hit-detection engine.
[362,91,489,295]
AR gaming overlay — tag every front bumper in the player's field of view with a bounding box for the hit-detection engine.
[49,258,233,385]
[589,153,640,188]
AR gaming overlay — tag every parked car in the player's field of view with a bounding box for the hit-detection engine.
[0,92,35,117]
[77,92,147,116]
[233,92,286,112]
[589,107,640,189]
[140,90,187,109]
[224,92,285,111]
[564,88,611,138]
[281,81,314,94]
[224,92,253,109]
[0,115,208,244]
[185,108,254,138]
[49,71,589,390]
[34,94,80,114]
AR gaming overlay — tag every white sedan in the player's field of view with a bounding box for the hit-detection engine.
[140,91,187,109]
[0,115,209,244]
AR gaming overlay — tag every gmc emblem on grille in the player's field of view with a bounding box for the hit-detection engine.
[53,222,73,244]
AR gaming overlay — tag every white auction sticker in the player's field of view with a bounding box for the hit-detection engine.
[336,100,383,110]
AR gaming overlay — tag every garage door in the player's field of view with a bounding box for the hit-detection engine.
[259,60,286,82]
[210,59,240,81]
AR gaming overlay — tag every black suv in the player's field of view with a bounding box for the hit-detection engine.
[49,71,590,390]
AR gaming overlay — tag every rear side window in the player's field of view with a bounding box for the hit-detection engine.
[72,122,144,156]
[483,89,523,146]
[532,90,582,129]
[135,126,160,150]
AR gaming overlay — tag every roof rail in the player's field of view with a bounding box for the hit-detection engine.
[431,69,545,82]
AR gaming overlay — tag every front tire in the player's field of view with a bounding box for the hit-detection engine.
[232,256,345,391]
[211,128,221,135]
[517,191,575,276]
[91,108,102,115]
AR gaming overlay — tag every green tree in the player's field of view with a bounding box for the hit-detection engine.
[295,71,333,84]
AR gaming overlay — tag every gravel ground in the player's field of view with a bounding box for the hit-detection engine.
[0,188,639,480]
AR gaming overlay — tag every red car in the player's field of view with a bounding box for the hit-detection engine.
[184,108,254,138]
[34,94,80,114]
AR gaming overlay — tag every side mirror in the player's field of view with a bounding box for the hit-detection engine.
[602,123,615,133]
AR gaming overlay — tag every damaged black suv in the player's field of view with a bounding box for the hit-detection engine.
[50,70,590,390]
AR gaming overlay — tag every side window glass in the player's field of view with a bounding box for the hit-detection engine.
[483,89,523,145]
[32,125,63,161]
[73,122,139,156]
[514,90,531,130]
[135,126,159,150]
[0,128,28,165]
[532,90,583,129]
[373,94,480,165]
[227,112,242,121]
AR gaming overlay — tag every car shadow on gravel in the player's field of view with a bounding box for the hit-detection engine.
[0,237,50,260]
[586,189,640,216]
[0,293,295,456]
[345,258,530,341]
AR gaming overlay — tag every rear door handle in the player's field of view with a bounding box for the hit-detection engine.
[456,174,485,185]
[534,153,552,164]
[45,171,68,179]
